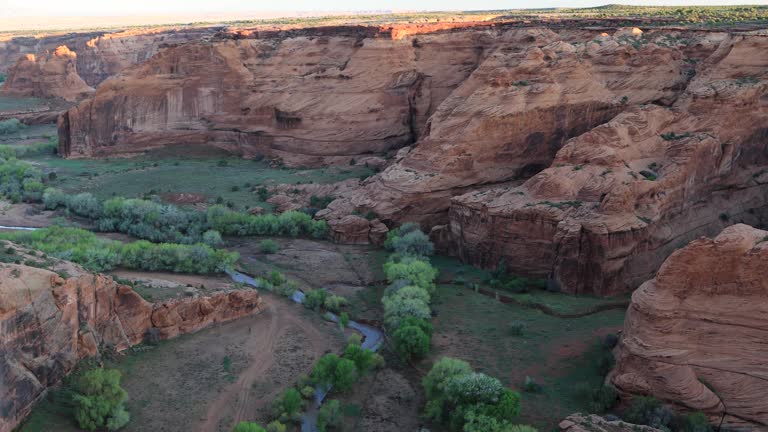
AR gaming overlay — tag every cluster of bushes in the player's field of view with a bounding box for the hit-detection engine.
[0,118,26,135]
[234,336,382,432]
[0,138,58,159]
[0,157,45,203]
[423,357,531,432]
[42,188,329,242]
[0,225,238,274]
[621,396,713,432]
[381,223,438,361]
[303,288,348,313]
[72,368,130,431]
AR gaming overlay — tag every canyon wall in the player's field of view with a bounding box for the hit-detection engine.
[58,26,501,164]
[611,224,768,429]
[0,258,264,432]
[0,27,219,87]
[0,46,94,102]
[448,33,768,295]
[319,28,722,239]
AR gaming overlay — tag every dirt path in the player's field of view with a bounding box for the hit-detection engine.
[198,296,339,431]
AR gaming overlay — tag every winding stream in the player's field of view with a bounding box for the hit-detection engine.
[227,269,384,432]
[0,225,383,432]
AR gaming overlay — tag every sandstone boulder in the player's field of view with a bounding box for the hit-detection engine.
[611,224,768,429]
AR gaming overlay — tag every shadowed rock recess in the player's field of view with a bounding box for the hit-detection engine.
[0,254,264,432]
[612,224,768,429]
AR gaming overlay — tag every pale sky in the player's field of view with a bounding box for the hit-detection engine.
[2,0,767,18]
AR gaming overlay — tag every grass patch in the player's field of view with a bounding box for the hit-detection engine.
[24,154,373,210]
[429,283,625,431]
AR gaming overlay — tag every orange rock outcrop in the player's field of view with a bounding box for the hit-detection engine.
[0,260,264,432]
[0,46,94,101]
[611,224,768,429]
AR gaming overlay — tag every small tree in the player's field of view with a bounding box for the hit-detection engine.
[333,358,358,392]
[304,289,328,311]
[317,399,342,432]
[393,324,430,361]
[276,388,303,417]
[259,239,279,254]
[233,422,267,432]
[338,312,349,329]
[71,368,130,431]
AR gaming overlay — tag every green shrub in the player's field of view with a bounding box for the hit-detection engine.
[343,341,384,374]
[300,385,315,399]
[311,354,358,392]
[233,422,266,432]
[389,230,434,257]
[304,289,328,312]
[338,312,349,329]
[382,291,431,329]
[0,119,26,135]
[393,324,430,361]
[682,412,713,432]
[266,421,286,432]
[259,239,279,254]
[623,396,662,425]
[202,230,223,247]
[323,294,348,313]
[423,357,520,430]
[383,257,438,294]
[274,387,303,417]
[72,368,130,431]
[317,399,342,432]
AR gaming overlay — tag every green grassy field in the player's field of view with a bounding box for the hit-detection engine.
[25,154,373,210]
[428,283,626,431]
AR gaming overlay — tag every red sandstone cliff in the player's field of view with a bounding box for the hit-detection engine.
[0,46,94,102]
[319,28,720,241]
[448,34,768,295]
[0,256,264,432]
[611,224,768,429]
[57,26,500,164]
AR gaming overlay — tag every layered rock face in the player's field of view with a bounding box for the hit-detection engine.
[0,46,94,102]
[612,224,768,429]
[58,27,495,164]
[0,27,217,87]
[0,260,264,432]
[320,28,706,231]
[449,34,768,295]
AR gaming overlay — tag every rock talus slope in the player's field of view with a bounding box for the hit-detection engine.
[0,259,264,432]
[611,224,768,429]
[449,33,768,295]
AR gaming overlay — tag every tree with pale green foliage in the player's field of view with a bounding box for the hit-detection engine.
[422,357,521,431]
[383,257,438,294]
[382,292,431,329]
[71,368,130,431]
[233,422,266,432]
